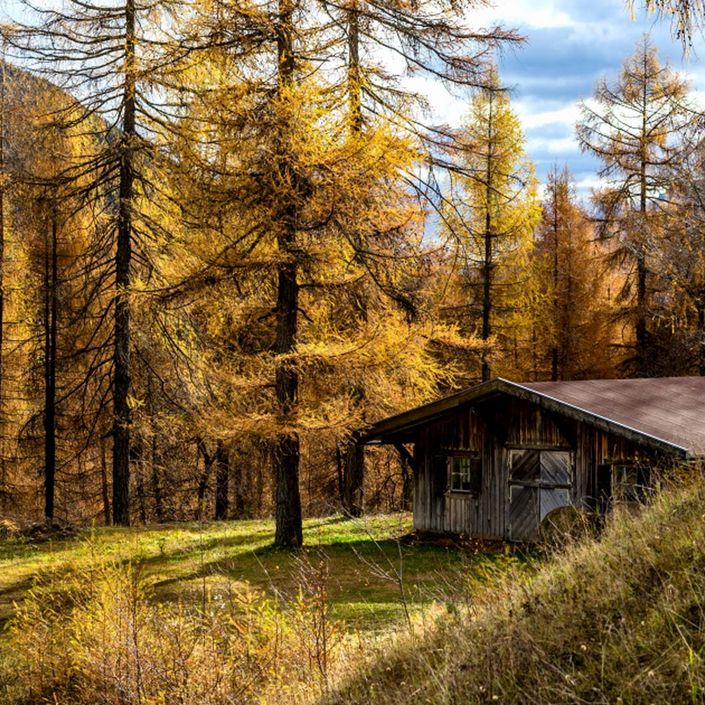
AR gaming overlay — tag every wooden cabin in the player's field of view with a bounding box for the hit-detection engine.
[361,377,705,542]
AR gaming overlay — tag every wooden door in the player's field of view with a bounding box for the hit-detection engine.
[508,449,572,542]
[508,450,541,542]
[538,451,572,521]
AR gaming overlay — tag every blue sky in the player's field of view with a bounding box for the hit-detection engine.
[473,1,705,192]
[402,1,705,196]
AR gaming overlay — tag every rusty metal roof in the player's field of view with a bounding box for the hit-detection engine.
[518,377,705,456]
[362,376,705,457]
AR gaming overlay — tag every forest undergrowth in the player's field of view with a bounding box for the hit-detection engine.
[3,476,705,704]
[0,512,521,704]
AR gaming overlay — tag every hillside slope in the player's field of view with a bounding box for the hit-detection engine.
[327,478,705,705]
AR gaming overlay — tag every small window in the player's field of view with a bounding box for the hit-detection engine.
[612,463,650,503]
[449,453,482,495]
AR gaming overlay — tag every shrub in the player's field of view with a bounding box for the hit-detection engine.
[1,556,340,705]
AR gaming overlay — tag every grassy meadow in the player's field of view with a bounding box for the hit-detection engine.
[0,512,529,704]
[6,481,705,705]
[0,513,518,633]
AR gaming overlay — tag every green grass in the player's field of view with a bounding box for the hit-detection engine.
[0,513,519,631]
[6,485,705,705]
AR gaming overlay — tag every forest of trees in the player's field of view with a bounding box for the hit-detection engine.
[0,1,703,547]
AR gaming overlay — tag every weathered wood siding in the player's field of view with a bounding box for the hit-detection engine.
[413,396,661,539]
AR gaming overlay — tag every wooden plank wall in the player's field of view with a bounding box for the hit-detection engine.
[413,397,661,539]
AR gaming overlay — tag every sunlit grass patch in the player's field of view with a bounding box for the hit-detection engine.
[0,513,518,633]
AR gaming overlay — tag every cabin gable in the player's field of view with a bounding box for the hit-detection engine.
[383,383,677,541]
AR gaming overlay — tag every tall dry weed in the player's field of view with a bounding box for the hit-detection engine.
[0,555,340,705]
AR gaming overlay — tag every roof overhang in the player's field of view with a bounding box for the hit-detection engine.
[360,378,692,459]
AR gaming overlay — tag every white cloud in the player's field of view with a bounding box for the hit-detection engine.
[473,1,577,30]
[514,101,581,130]
[527,136,579,155]
[401,76,468,126]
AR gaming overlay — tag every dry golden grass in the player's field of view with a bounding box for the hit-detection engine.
[0,514,522,704]
[325,476,705,705]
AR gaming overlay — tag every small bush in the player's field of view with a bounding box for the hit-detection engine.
[0,556,340,705]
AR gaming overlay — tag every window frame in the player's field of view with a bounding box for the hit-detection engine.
[446,450,482,496]
[611,461,650,504]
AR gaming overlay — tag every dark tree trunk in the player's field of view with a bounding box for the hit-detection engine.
[394,443,414,511]
[341,439,364,517]
[146,373,163,521]
[635,253,648,375]
[150,442,163,522]
[0,53,6,467]
[196,438,214,520]
[112,0,136,526]
[348,2,363,133]
[635,82,649,377]
[561,225,574,379]
[43,202,58,520]
[273,0,303,548]
[214,440,229,520]
[232,458,245,518]
[551,188,559,381]
[340,11,368,519]
[698,301,705,376]
[131,437,146,523]
[339,386,366,516]
[481,93,494,383]
[481,203,492,382]
[274,435,302,546]
[253,454,264,514]
[401,465,412,511]
[550,348,559,381]
[100,438,111,525]
[273,238,302,544]
[336,444,344,505]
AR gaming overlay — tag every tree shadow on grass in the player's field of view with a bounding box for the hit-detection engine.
[148,536,508,627]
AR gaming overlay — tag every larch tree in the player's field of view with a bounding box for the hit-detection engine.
[10,0,186,525]
[157,0,455,545]
[577,36,692,377]
[632,0,705,46]
[327,0,521,516]
[327,0,521,135]
[0,36,8,472]
[2,81,107,521]
[657,136,705,374]
[442,70,540,383]
[531,166,618,381]
[0,40,15,498]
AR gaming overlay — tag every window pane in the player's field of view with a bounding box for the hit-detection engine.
[449,455,481,493]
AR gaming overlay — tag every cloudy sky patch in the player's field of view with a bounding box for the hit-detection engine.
[479,0,705,193]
